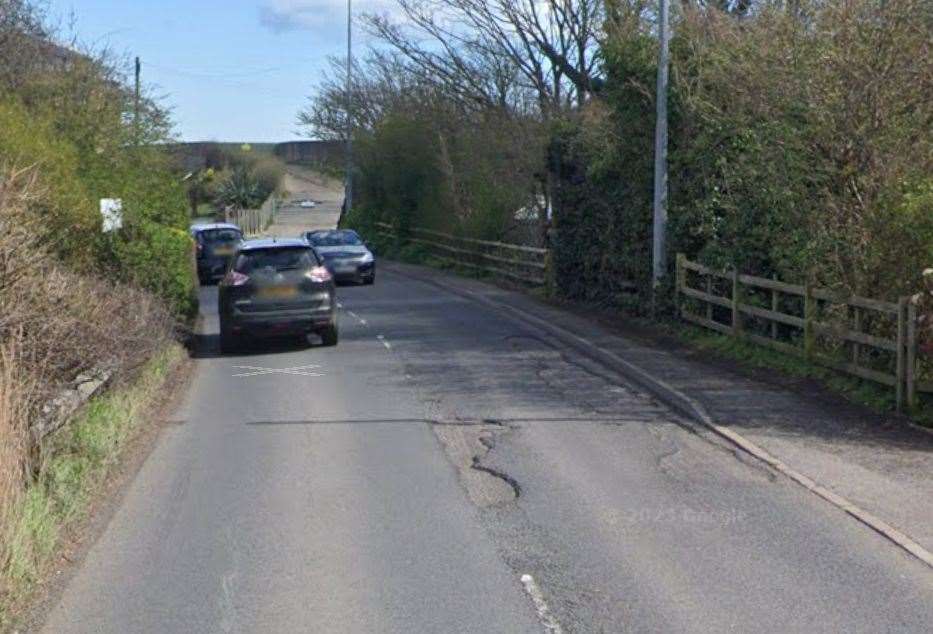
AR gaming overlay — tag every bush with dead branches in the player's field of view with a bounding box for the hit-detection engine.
[0,166,176,539]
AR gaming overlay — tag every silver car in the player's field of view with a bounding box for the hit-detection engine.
[301,229,375,285]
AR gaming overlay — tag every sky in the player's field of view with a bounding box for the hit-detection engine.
[47,1,387,142]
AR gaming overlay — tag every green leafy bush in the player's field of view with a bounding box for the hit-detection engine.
[553,0,933,311]
[109,222,198,320]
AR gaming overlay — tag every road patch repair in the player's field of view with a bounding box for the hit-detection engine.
[432,420,519,507]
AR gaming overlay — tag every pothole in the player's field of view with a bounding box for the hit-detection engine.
[432,421,519,507]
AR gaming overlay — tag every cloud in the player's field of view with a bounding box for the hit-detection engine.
[259,0,397,33]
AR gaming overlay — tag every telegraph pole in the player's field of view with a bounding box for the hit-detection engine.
[344,0,353,216]
[652,0,670,304]
[133,56,141,142]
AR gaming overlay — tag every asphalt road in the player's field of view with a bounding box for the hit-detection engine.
[41,261,933,631]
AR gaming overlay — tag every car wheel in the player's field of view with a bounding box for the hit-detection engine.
[365,270,375,285]
[219,320,238,353]
[320,325,339,347]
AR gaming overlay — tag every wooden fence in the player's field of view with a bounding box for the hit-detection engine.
[375,222,548,286]
[226,196,277,236]
[676,254,924,411]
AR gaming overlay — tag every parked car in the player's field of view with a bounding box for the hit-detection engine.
[299,200,316,209]
[191,223,243,284]
[217,238,338,352]
[301,229,375,285]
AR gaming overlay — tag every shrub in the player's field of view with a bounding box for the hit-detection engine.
[553,0,933,310]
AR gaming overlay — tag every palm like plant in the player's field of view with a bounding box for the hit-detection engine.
[216,167,263,209]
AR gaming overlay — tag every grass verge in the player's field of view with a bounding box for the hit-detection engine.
[0,343,187,626]
[678,327,897,411]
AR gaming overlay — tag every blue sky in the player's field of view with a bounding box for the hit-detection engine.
[48,1,380,142]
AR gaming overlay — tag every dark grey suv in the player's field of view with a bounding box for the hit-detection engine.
[191,223,243,284]
[218,238,338,352]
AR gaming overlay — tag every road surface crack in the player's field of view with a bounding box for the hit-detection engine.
[431,420,520,507]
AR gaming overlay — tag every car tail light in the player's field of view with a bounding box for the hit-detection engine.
[196,242,203,256]
[308,266,332,283]
[227,271,250,286]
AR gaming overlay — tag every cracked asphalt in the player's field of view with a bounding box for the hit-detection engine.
[40,262,933,633]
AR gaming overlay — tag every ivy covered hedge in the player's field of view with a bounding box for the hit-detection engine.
[552,0,933,312]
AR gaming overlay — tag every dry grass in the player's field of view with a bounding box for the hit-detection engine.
[0,338,32,544]
[0,167,175,400]
[0,165,179,604]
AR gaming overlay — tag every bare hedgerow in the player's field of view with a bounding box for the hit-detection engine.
[0,164,176,524]
[0,166,176,399]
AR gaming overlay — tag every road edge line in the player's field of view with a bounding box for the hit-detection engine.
[389,263,933,570]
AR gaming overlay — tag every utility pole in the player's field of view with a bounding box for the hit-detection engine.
[344,0,353,216]
[652,0,670,305]
[133,56,141,143]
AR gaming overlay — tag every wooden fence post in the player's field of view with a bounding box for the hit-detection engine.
[675,254,685,317]
[896,297,906,412]
[852,306,861,366]
[732,268,741,336]
[907,301,917,410]
[804,279,815,360]
[770,274,778,340]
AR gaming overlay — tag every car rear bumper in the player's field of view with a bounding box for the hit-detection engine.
[227,306,336,336]
[331,262,375,282]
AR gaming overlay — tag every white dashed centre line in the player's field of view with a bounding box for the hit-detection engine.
[520,574,563,634]
[376,335,392,351]
[347,310,368,326]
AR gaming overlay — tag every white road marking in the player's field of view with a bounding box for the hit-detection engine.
[347,310,368,326]
[520,574,563,634]
[376,335,392,351]
[232,364,324,378]
[337,301,343,309]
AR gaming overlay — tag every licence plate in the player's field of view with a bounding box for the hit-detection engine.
[335,263,356,272]
[259,286,298,300]
[213,246,234,256]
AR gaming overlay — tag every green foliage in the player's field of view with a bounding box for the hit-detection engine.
[345,93,545,244]
[355,112,447,234]
[555,0,933,312]
[184,144,285,214]
[0,101,96,263]
[216,166,264,210]
[0,53,195,317]
[109,223,198,319]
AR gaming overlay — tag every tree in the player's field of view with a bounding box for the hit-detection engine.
[363,0,604,115]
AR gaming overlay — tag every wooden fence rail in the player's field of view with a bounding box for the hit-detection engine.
[375,222,548,286]
[675,254,923,411]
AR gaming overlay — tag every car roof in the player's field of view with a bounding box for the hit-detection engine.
[190,223,241,232]
[239,237,311,251]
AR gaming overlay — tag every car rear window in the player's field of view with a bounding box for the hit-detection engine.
[201,229,242,243]
[234,247,319,273]
[306,230,363,247]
